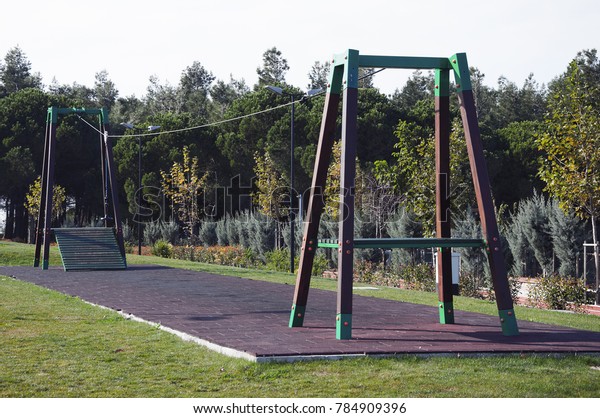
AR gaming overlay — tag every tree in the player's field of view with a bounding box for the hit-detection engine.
[145,75,180,115]
[538,51,600,302]
[256,47,289,87]
[307,61,330,90]
[93,70,119,111]
[0,46,42,96]
[160,146,208,240]
[252,151,288,219]
[24,176,66,222]
[0,88,49,239]
[178,61,215,117]
[210,75,249,119]
[387,118,472,234]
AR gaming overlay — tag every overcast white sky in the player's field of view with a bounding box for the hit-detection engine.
[1,0,599,97]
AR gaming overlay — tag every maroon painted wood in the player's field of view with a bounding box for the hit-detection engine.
[435,68,454,321]
[458,89,514,311]
[291,90,342,321]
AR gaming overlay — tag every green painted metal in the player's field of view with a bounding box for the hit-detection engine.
[343,49,360,89]
[289,304,306,327]
[498,309,519,336]
[318,238,486,249]
[435,68,450,97]
[53,227,126,271]
[449,53,472,92]
[47,107,107,126]
[328,58,345,95]
[359,55,451,70]
[336,313,352,340]
[438,301,455,324]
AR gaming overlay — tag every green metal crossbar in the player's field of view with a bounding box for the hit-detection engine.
[317,238,486,249]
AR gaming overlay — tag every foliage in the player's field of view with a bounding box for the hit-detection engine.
[172,245,257,268]
[151,239,173,258]
[538,56,600,222]
[529,275,588,312]
[253,151,288,219]
[265,248,329,277]
[0,46,42,96]
[160,146,209,240]
[256,47,289,87]
[24,176,66,221]
[387,118,472,234]
[547,200,585,277]
[355,261,435,292]
[143,220,179,245]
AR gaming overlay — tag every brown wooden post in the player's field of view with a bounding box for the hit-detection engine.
[41,110,58,270]
[336,49,359,340]
[101,109,127,261]
[451,53,519,336]
[435,68,454,324]
[289,61,344,327]
[34,112,52,267]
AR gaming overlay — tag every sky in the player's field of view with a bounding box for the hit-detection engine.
[1,0,599,97]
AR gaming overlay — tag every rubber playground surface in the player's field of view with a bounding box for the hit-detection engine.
[2,264,600,362]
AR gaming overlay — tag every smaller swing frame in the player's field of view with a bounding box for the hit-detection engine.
[33,107,126,270]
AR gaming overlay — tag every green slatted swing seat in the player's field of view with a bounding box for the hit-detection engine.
[53,228,126,271]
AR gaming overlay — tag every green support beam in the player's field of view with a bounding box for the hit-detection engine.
[318,238,486,249]
[359,55,451,70]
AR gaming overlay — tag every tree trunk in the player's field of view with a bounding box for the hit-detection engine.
[5,199,15,239]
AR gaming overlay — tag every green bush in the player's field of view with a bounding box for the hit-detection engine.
[400,263,436,292]
[172,245,257,268]
[529,275,587,311]
[151,240,173,258]
[265,249,290,272]
[265,248,329,276]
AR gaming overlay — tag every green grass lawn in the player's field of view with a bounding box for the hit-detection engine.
[1,240,600,397]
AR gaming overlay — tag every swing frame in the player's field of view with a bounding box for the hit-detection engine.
[289,50,519,339]
[33,107,126,270]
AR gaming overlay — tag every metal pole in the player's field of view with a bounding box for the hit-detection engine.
[138,135,142,256]
[290,96,295,273]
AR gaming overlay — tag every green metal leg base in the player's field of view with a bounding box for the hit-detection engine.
[336,313,352,340]
[289,304,306,328]
[438,301,455,324]
[498,309,519,336]
[42,260,49,270]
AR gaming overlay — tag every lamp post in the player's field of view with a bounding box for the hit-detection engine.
[120,123,161,255]
[265,86,322,273]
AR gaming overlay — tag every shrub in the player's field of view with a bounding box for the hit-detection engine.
[529,274,587,311]
[159,221,179,244]
[151,239,173,258]
[198,221,217,246]
[265,248,291,272]
[400,263,436,292]
[143,221,162,245]
[459,273,485,299]
[265,248,329,276]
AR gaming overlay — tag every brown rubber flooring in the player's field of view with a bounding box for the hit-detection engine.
[2,265,600,362]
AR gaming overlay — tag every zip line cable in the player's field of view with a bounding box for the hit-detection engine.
[76,68,387,139]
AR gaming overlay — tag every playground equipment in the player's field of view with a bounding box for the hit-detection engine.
[33,107,126,271]
[290,50,519,339]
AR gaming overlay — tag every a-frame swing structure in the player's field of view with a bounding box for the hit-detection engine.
[33,107,127,271]
[290,50,519,339]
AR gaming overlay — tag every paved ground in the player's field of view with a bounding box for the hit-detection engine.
[2,264,600,362]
